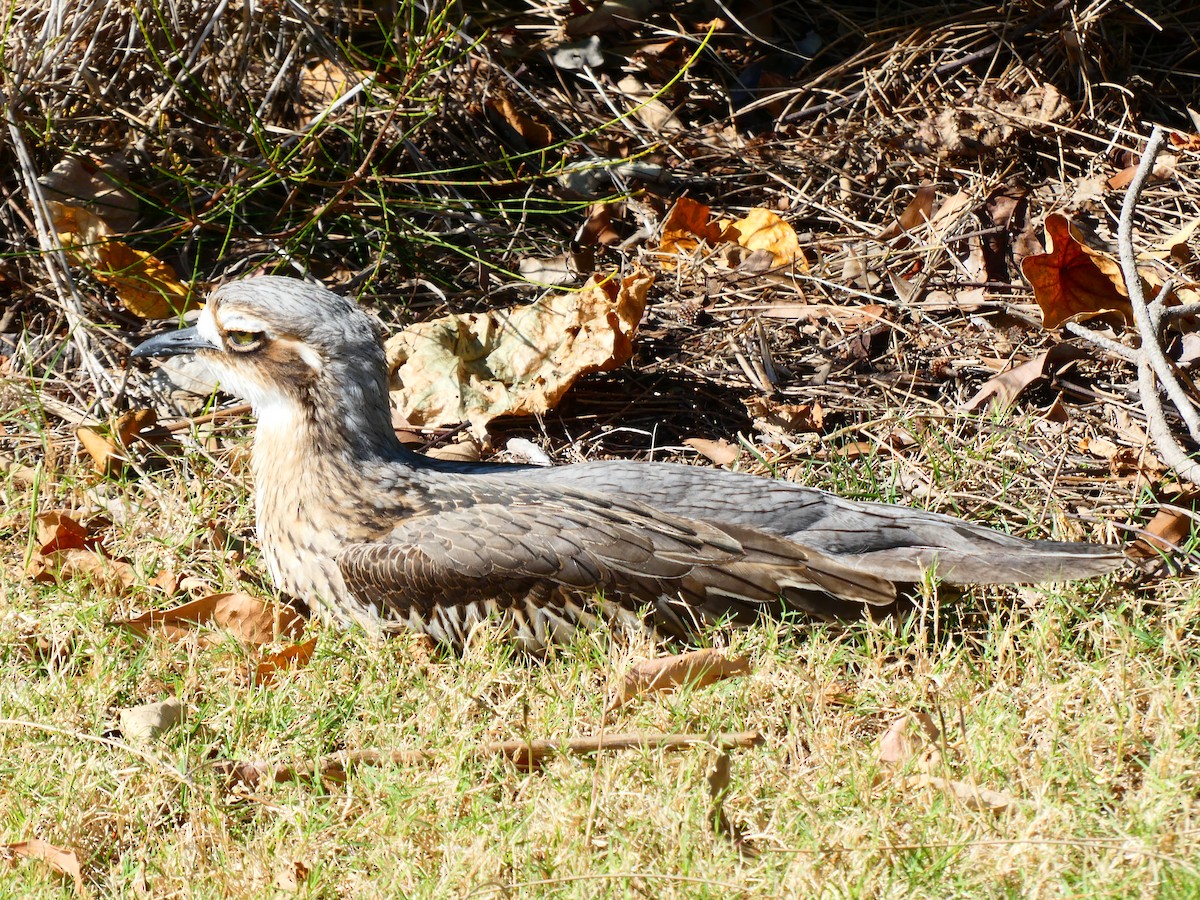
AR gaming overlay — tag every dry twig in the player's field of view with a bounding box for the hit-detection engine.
[1073,127,1200,486]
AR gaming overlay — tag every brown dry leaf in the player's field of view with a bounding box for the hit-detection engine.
[274,860,312,892]
[1170,131,1200,151]
[744,396,824,434]
[961,345,1079,414]
[1021,214,1134,328]
[298,59,365,115]
[425,439,482,463]
[115,592,306,646]
[1107,155,1177,190]
[683,437,740,466]
[387,270,652,434]
[49,201,193,319]
[899,774,1015,812]
[30,548,136,594]
[486,94,553,150]
[2,839,85,894]
[1130,499,1199,559]
[76,408,156,475]
[876,185,936,242]
[580,202,621,246]
[607,648,751,712]
[725,208,807,270]
[878,712,941,765]
[34,511,95,554]
[40,155,138,233]
[615,75,684,133]
[660,197,726,257]
[253,637,319,685]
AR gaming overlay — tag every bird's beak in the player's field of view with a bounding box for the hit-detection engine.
[132,325,220,359]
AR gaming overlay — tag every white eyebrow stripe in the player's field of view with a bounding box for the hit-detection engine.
[196,307,222,346]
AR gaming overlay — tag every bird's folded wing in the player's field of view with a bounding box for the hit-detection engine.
[335,493,895,625]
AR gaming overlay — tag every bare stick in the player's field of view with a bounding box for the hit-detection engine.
[1119,127,1200,445]
[1115,128,1200,483]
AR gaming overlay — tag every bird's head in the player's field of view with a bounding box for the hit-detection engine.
[134,276,394,442]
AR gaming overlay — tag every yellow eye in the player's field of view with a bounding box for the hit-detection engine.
[227,330,262,349]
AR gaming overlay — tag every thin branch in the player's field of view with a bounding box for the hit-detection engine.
[1117,125,1200,482]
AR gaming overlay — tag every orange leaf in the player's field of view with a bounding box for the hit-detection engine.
[253,637,319,685]
[115,592,306,646]
[683,437,740,466]
[725,208,807,270]
[1021,214,1133,328]
[486,95,553,150]
[659,197,725,257]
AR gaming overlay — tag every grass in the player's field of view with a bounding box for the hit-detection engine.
[4,0,1200,895]
[3,436,1200,896]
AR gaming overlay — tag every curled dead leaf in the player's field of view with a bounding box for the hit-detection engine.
[387,270,652,435]
[878,712,941,765]
[1129,499,1199,559]
[253,637,319,685]
[119,697,183,743]
[683,437,740,467]
[607,648,751,712]
[898,774,1015,812]
[961,345,1080,414]
[2,839,85,894]
[724,208,807,270]
[49,201,194,319]
[1021,214,1134,328]
[486,94,554,150]
[115,592,306,646]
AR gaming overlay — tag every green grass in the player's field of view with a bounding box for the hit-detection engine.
[3,437,1199,896]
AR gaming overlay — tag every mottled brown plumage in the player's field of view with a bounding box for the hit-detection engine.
[133,276,1126,649]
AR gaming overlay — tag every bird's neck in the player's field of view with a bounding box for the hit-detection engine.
[249,372,413,488]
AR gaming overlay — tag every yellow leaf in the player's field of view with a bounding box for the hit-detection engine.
[726,208,807,269]
[49,201,195,319]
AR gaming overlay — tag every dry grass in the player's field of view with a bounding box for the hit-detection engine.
[3,1,1200,895]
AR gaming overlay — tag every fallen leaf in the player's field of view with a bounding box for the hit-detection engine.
[76,408,156,475]
[387,270,652,434]
[607,648,751,711]
[1021,214,1134,328]
[725,208,807,269]
[2,839,84,894]
[878,712,940,765]
[961,345,1079,414]
[486,94,554,150]
[876,185,936,242]
[34,511,95,555]
[49,201,194,319]
[899,774,1015,812]
[579,202,621,246]
[274,860,312,892]
[1129,499,1199,559]
[743,396,824,433]
[119,697,183,743]
[1107,155,1177,190]
[660,197,726,257]
[253,637,318,685]
[115,592,306,646]
[615,74,683,132]
[683,437,739,466]
[40,154,138,232]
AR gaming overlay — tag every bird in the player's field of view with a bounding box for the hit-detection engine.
[132,276,1126,651]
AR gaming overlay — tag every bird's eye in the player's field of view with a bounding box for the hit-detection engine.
[227,330,263,350]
